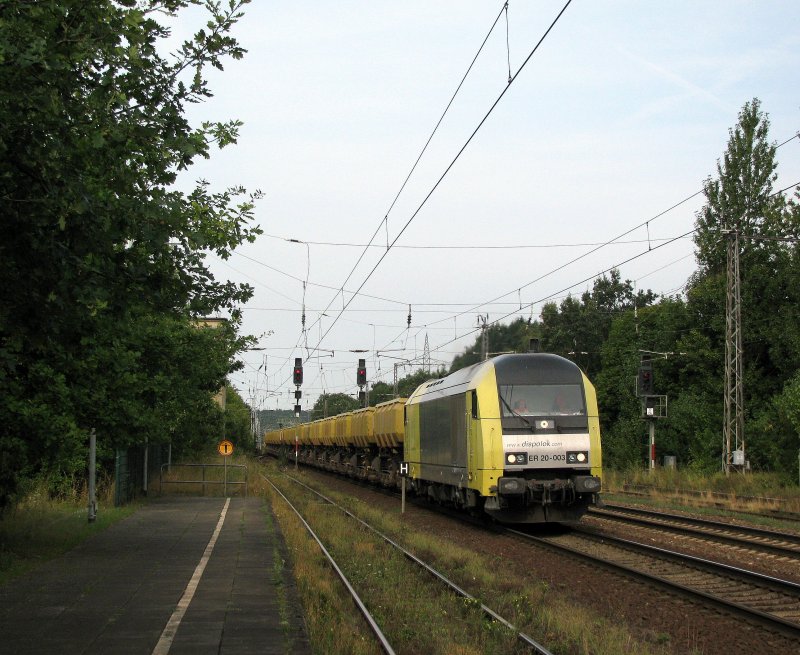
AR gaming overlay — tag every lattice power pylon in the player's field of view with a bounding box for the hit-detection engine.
[723,228,745,474]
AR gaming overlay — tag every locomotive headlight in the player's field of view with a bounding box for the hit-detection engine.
[567,451,589,465]
[507,454,516,464]
[506,452,527,465]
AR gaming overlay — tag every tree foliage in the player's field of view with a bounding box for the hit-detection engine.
[311,393,360,420]
[450,318,539,373]
[694,98,781,273]
[541,270,657,375]
[0,1,259,507]
[369,368,444,405]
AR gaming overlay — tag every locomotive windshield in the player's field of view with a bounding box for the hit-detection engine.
[499,383,585,417]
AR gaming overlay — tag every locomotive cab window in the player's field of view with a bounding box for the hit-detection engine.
[499,384,585,417]
[471,390,478,419]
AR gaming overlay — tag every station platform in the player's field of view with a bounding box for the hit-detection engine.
[0,496,310,654]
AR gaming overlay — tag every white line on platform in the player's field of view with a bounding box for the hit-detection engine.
[151,497,231,655]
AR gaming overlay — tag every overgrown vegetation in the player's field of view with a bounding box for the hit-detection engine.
[0,476,135,584]
[0,1,260,509]
[604,467,800,513]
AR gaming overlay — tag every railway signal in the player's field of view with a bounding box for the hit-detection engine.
[293,358,303,418]
[637,361,654,396]
[357,358,367,407]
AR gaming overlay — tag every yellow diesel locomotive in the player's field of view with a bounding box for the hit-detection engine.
[263,353,602,523]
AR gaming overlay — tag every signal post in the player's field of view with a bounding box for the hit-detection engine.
[293,358,303,469]
[637,356,668,471]
[357,358,367,407]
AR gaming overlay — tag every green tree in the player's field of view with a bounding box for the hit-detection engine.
[311,393,360,420]
[223,384,254,453]
[369,368,443,404]
[541,270,656,374]
[686,99,798,472]
[0,1,259,507]
[450,317,539,372]
[694,98,781,274]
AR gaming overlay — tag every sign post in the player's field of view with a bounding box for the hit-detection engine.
[218,440,234,496]
[399,462,409,514]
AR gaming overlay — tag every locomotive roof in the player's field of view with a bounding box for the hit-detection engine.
[492,353,583,385]
[408,352,583,403]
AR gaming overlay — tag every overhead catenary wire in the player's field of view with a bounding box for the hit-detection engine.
[425,176,800,357]
[237,13,799,410]
[234,251,407,306]
[244,171,797,406]
[258,233,694,250]
[257,1,564,396]
[300,2,513,347]
[426,227,700,357]
[381,139,799,343]
[312,0,575,356]
[253,172,798,398]
[243,167,797,364]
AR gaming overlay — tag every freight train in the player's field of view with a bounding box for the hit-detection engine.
[263,352,602,522]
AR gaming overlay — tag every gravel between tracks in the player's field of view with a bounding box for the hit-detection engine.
[581,512,800,585]
[303,471,800,655]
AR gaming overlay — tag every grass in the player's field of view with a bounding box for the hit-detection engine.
[261,502,304,652]
[604,467,800,514]
[0,477,137,585]
[255,459,669,655]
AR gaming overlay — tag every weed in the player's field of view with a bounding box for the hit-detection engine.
[0,481,136,585]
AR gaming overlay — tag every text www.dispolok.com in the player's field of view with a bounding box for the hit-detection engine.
[519,440,561,448]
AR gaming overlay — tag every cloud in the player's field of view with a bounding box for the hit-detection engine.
[616,45,733,115]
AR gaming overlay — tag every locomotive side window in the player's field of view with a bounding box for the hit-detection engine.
[499,384,585,417]
[471,390,478,419]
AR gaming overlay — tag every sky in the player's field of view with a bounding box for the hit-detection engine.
[171,1,800,413]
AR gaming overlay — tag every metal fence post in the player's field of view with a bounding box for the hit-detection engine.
[143,442,149,496]
[88,428,97,523]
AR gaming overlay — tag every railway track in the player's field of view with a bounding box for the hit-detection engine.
[262,471,555,655]
[284,465,800,647]
[589,503,800,557]
[613,488,800,522]
[508,524,800,640]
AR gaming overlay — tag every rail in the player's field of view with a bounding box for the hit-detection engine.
[261,473,396,655]
[159,463,248,497]
[280,472,555,655]
[506,525,800,640]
